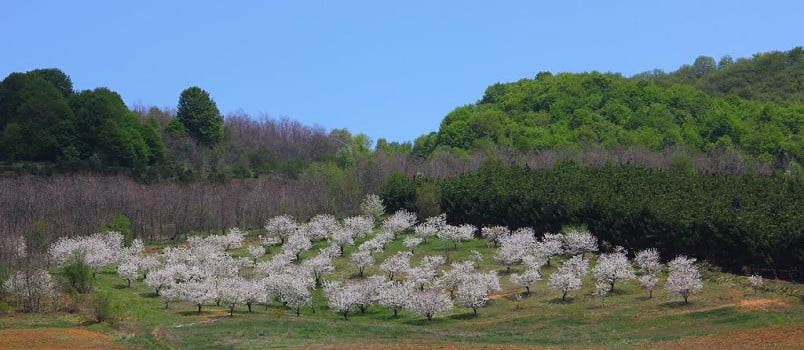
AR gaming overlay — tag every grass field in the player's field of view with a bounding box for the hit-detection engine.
[1,231,802,349]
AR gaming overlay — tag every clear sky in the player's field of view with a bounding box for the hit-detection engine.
[2,1,802,144]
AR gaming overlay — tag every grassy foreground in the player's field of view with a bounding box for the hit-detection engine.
[1,232,802,349]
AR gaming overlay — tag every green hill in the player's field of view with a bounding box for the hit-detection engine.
[415,49,803,167]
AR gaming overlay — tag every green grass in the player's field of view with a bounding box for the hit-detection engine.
[2,229,802,349]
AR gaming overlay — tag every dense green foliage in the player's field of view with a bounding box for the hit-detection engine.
[0,69,165,168]
[642,47,804,104]
[439,160,803,272]
[416,48,804,167]
[175,86,224,146]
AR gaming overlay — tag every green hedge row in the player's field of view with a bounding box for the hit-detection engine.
[439,161,803,272]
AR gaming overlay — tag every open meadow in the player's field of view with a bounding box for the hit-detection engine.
[1,213,802,350]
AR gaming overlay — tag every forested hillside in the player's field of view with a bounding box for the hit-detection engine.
[640,47,804,104]
[1,48,802,276]
[415,48,803,167]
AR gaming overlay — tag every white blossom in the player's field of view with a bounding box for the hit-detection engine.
[510,267,542,296]
[264,215,298,245]
[247,245,266,262]
[592,247,635,291]
[548,270,582,302]
[665,255,703,304]
[266,273,313,316]
[144,266,177,296]
[382,210,417,237]
[136,255,161,279]
[360,194,386,219]
[438,224,475,249]
[407,255,445,290]
[307,214,340,241]
[495,231,536,272]
[330,227,356,255]
[301,254,335,287]
[376,280,414,317]
[350,250,375,277]
[49,232,124,274]
[282,232,312,260]
[534,233,564,265]
[562,230,598,257]
[343,216,375,238]
[380,251,413,280]
[594,281,611,306]
[747,274,763,294]
[176,278,217,313]
[405,288,453,321]
[218,276,251,316]
[438,261,476,297]
[323,280,359,320]
[639,274,659,299]
[3,269,55,313]
[116,258,139,287]
[548,255,588,301]
[403,236,423,252]
[414,214,446,243]
[456,272,500,317]
[635,248,662,275]
[480,226,509,247]
[352,275,385,314]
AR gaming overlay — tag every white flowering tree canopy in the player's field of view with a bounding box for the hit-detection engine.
[405,288,453,322]
[592,247,635,291]
[360,194,386,219]
[665,255,703,304]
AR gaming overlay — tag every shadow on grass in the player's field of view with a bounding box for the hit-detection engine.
[178,310,216,317]
[112,284,129,290]
[402,317,449,326]
[139,291,158,298]
[347,273,367,280]
[547,297,576,304]
[448,312,477,320]
[658,300,691,308]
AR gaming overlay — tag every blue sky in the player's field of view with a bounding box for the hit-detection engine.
[2,1,802,144]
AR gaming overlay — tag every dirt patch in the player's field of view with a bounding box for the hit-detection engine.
[488,287,520,300]
[0,328,120,350]
[318,345,593,350]
[638,322,804,350]
[735,298,789,310]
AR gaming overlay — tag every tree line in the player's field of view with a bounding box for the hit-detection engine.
[428,160,803,275]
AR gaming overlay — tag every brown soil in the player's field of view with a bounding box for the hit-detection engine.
[488,287,519,300]
[637,322,804,350]
[317,345,592,350]
[0,328,121,350]
[735,298,789,310]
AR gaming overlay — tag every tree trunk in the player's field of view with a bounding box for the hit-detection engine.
[473,308,478,317]
[197,304,202,313]
[562,291,567,301]
[247,302,252,312]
